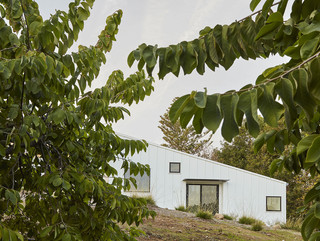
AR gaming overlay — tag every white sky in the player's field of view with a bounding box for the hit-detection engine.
[38,0,290,148]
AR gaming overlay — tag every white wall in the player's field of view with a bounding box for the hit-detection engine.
[112,142,286,225]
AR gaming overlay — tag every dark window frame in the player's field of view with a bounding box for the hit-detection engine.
[266,196,281,211]
[186,184,219,211]
[169,162,181,173]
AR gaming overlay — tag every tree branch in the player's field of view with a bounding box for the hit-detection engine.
[237,1,281,23]
[226,50,320,96]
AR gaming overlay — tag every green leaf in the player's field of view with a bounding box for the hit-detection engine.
[306,136,320,164]
[53,177,63,187]
[192,108,204,134]
[8,104,19,119]
[127,51,135,67]
[270,158,282,176]
[275,78,297,129]
[62,233,71,241]
[205,32,219,64]
[169,94,192,124]
[194,90,207,108]
[2,228,9,241]
[309,57,320,101]
[238,89,260,137]
[300,37,320,60]
[310,231,320,241]
[261,0,274,17]
[315,204,320,219]
[258,83,284,127]
[78,7,90,21]
[0,143,5,156]
[181,41,198,75]
[250,0,261,11]
[277,0,289,14]
[40,226,53,238]
[51,108,65,125]
[255,12,283,40]
[5,189,17,205]
[305,184,320,204]
[29,21,42,35]
[220,94,239,142]
[297,134,319,155]
[202,94,222,133]
[291,69,316,120]
[301,212,320,240]
[142,45,157,69]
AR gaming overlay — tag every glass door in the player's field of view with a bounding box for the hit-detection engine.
[187,184,219,213]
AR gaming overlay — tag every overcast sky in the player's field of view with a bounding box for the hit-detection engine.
[38,0,289,148]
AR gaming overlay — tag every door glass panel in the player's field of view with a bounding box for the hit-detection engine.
[188,185,200,211]
[202,185,219,213]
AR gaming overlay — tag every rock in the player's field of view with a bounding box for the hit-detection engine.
[214,213,224,220]
[273,224,281,229]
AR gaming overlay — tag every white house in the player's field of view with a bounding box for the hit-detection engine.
[112,138,286,225]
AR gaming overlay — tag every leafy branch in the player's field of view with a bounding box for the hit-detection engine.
[237,1,281,22]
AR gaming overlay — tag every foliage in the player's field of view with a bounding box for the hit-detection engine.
[159,99,212,157]
[213,122,319,220]
[238,216,257,225]
[251,221,264,231]
[131,195,156,206]
[223,214,233,220]
[196,210,213,220]
[175,205,187,212]
[128,0,320,239]
[280,218,303,232]
[0,0,156,240]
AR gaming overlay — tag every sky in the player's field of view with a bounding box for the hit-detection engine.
[38,0,290,148]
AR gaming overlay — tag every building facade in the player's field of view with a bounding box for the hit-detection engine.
[112,140,286,225]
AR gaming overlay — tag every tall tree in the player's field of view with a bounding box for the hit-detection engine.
[128,0,320,239]
[159,100,212,157]
[0,1,155,240]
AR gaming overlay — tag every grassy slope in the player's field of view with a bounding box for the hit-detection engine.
[132,206,302,241]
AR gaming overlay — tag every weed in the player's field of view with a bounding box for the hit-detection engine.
[223,214,233,220]
[196,210,213,219]
[251,221,264,231]
[280,218,302,231]
[175,205,187,212]
[238,216,257,225]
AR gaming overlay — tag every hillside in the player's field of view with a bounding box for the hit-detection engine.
[132,206,302,241]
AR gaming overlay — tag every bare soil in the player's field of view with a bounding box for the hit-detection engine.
[133,205,302,241]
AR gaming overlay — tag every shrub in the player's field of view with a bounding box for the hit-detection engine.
[251,221,264,231]
[175,205,187,212]
[223,214,233,220]
[131,195,156,205]
[238,216,257,225]
[196,210,213,219]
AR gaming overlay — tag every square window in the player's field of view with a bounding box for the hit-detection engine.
[169,162,180,173]
[266,196,281,211]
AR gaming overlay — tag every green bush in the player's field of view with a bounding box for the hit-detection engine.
[251,221,264,231]
[175,205,187,212]
[223,214,233,220]
[196,210,213,219]
[238,216,257,225]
